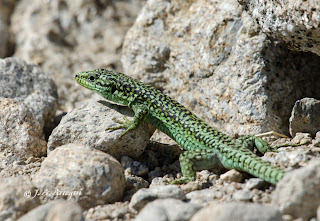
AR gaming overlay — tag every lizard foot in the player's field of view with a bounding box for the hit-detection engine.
[106,116,132,137]
[169,177,194,185]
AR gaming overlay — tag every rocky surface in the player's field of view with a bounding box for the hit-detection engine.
[122,0,320,136]
[191,202,282,221]
[0,98,46,169]
[219,169,244,183]
[47,100,154,159]
[84,202,133,221]
[272,159,320,220]
[135,198,201,221]
[0,176,40,220]
[239,0,320,56]
[129,185,186,211]
[121,156,150,177]
[0,0,16,58]
[0,156,43,178]
[0,58,58,130]
[0,0,319,220]
[17,200,84,221]
[289,97,320,137]
[0,57,57,171]
[32,144,125,209]
[10,0,147,111]
[269,132,317,169]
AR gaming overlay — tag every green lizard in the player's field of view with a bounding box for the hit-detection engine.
[75,69,285,184]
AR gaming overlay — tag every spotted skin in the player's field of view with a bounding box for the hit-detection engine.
[75,69,285,184]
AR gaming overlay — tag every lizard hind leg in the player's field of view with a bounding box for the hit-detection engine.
[171,148,221,184]
[236,135,275,154]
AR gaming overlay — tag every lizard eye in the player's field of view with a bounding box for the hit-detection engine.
[89,76,95,81]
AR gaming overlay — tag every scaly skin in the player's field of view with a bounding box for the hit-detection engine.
[75,69,285,184]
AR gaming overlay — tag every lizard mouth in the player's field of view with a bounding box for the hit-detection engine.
[75,75,85,85]
[75,74,94,90]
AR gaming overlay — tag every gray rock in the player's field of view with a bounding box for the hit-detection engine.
[10,0,146,112]
[186,188,222,206]
[0,58,57,129]
[272,158,320,220]
[135,198,201,221]
[148,170,162,183]
[220,169,243,183]
[0,176,40,220]
[191,202,282,221]
[130,185,186,211]
[84,202,132,221]
[47,100,154,159]
[188,181,245,204]
[179,181,205,194]
[122,0,320,136]
[17,200,84,221]
[273,146,310,168]
[245,178,266,190]
[289,98,320,137]
[0,0,16,57]
[125,175,149,192]
[149,177,172,186]
[121,156,149,177]
[312,131,320,147]
[32,143,125,209]
[239,0,320,56]
[233,189,253,202]
[291,132,312,144]
[0,98,47,168]
[124,175,149,201]
[0,156,42,178]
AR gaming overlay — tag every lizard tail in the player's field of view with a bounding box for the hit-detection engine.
[221,149,285,184]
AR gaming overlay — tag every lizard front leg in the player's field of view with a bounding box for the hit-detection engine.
[106,103,149,137]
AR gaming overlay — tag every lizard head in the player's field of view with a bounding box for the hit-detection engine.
[75,69,136,105]
[75,69,119,95]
